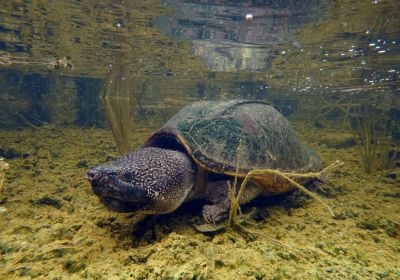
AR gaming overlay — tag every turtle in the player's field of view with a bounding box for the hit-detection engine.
[87,100,323,224]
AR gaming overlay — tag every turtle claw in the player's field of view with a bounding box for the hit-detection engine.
[193,222,225,233]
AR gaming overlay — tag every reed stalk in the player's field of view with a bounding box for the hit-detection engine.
[101,51,136,155]
[351,111,397,174]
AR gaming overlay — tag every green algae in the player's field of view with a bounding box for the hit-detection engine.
[0,124,399,279]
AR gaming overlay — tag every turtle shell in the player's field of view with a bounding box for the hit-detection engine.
[145,100,322,192]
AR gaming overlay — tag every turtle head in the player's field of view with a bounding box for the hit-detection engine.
[87,147,195,215]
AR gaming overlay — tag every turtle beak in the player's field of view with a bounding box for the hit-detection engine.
[87,166,148,202]
[87,166,113,195]
[87,169,102,183]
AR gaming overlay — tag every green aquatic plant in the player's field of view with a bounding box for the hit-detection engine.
[350,110,398,174]
[101,50,136,155]
[0,157,10,196]
[307,93,398,174]
[100,94,133,155]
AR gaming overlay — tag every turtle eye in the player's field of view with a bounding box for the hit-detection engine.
[121,170,134,182]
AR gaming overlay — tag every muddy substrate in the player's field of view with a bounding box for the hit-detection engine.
[0,125,399,279]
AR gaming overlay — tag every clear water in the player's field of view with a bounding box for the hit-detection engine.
[0,0,399,279]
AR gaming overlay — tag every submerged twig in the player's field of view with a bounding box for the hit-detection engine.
[15,112,40,129]
[244,161,342,217]
[227,139,243,225]
[237,223,308,259]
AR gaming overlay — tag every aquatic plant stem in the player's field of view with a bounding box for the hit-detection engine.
[229,160,344,227]
[227,139,243,226]
[237,223,308,259]
[15,112,40,129]
[243,168,335,217]
[100,95,132,154]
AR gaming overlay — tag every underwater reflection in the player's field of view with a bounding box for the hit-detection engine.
[158,0,332,71]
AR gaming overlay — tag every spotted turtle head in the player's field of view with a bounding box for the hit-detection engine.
[87,147,195,215]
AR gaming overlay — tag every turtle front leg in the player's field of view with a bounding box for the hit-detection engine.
[202,180,264,224]
[202,181,230,224]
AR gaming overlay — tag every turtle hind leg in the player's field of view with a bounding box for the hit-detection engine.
[202,180,263,225]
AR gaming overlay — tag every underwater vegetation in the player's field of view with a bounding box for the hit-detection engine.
[346,96,399,174]
[351,109,398,174]
[305,92,399,174]
[227,141,343,232]
[101,50,136,155]
[227,160,344,230]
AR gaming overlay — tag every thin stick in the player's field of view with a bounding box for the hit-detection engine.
[234,160,343,220]
[237,223,309,259]
[15,112,40,129]
[246,169,335,216]
[233,139,242,194]
[227,139,243,227]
